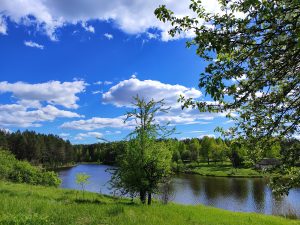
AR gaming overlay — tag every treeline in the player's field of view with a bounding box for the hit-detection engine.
[73,141,126,164]
[1,129,299,169]
[0,130,75,168]
[74,136,295,168]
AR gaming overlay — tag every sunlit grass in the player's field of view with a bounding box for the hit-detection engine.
[0,181,298,225]
[182,162,262,177]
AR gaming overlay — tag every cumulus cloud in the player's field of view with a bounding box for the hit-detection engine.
[61,77,227,131]
[74,132,103,140]
[0,104,81,127]
[104,33,113,40]
[102,77,202,108]
[24,40,44,49]
[0,80,87,109]
[0,80,86,128]
[0,0,224,41]
[61,116,131,131]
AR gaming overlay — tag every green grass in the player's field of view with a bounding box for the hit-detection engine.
[182,162,263,177]
[0,181,299,225]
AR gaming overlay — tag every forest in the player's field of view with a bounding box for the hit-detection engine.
[1,129,299,171]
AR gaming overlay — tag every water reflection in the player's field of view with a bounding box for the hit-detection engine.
[252,179,265,212]
[58,164,300,218]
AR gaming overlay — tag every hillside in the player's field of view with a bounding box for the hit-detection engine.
[0,181,299,225]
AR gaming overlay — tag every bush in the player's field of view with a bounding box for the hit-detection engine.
[0,149,61,187]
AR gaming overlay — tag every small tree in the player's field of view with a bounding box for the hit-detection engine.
[76,173,90,199]
[110,96,174,205]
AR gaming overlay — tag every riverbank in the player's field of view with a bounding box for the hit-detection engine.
[53,161,264,178]
[0,181,298,225]
[180,162,264,178]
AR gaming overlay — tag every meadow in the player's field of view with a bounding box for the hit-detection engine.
[181,162,262,177]
[0,181,299,225]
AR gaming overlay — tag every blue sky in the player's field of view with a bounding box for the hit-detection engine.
[0,0,233,143]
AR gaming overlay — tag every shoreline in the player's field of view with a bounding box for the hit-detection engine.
[53,162,266,178]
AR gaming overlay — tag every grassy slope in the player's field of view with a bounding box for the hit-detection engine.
[0,182,299,225]
[182,162,262,177]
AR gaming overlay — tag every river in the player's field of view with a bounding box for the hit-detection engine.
[58,164,300,218]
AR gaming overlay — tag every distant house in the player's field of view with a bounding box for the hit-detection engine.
[255,158,281,170]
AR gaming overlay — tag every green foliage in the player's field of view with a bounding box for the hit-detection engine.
[111,96,173,205]
[0,149,61,187]
[76,173,90,199]
[155,0,300,194]
[228,142,245,168]
[183,162,261,178]
[189,138,201,162]
[0,129,75,168]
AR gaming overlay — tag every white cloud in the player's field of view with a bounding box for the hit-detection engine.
[24,40,44,49]
[59,133,70,137]
[92,90,103,95]
[0,16,7,35]
[102,77,202,108]
[147,32,159,40]
[198,134,216,139]
[94,81,102,85]
[105,130,121,135]
[104,33,113,40]
[0,0,225,41]
[82,22,95,33]
[0,80,87,109]
[62,78,227,131]
[103,81,113,85]
[187,130,205,134]
[94,80,113,85]
[61,116,131,131]
[0,104,82,127]
[0,80,86,128]
[74,132,103,140]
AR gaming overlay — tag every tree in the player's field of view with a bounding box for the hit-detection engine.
[228,142,245,168]
[76,173,90,199]
[155,0,300,194]
[110,96,174,205]
[189,138,201,162]
[200,136,214,164]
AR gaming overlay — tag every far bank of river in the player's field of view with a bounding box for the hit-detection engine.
[58,164,300,218]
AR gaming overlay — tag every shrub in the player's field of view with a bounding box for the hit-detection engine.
[0,149,61,187]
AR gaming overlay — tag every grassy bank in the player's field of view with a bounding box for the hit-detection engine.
[0,181,298,225]
[180,162,263,177]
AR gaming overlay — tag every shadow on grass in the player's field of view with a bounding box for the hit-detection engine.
[74,198,105,204]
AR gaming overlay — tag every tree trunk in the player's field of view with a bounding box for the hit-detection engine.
[140,190,146,204]
[147,192,152,205]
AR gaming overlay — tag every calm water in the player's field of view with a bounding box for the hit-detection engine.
[58,164,300,218]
